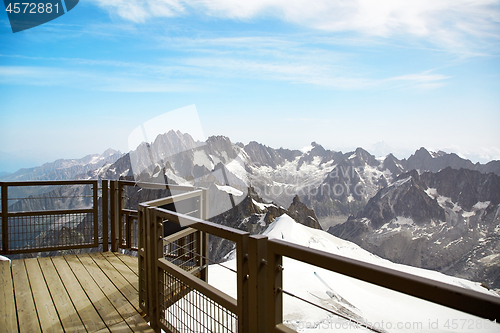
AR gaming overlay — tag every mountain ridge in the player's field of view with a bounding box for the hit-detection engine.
[329,167,500,288]
[5,131,500,290]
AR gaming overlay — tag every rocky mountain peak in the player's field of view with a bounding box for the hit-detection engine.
[405,147,476,174]
[359,170,445,228]
[350,147,380,167]
[210,186,321,236]
[207,135,232,145]
[151,130,200,157]
[382,153,404,177]
[296,142,341,170]
[431,150,447,158]
[288,195,321,229]
[244,141,285,169]
[420,167,500,211]
[310,142,326,155]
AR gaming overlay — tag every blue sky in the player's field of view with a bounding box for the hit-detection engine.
[1,0,499,172]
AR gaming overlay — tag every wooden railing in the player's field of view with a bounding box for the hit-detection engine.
[1,180,99,254]
[265,239,500,332]
[139,190,500,333]
[0,179,202,255]
[106,180,203,252]
[2,180,500,333]
[136,186,249,332]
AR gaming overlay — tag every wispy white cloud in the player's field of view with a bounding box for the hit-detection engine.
[90,0,500,54]
[384,71,451,90]
[0,65,201,92]
[0,41,450,93]
[90,0,185,23]
[179,55,449,90]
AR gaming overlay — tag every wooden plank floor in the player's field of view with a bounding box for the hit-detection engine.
[0,252,154,333]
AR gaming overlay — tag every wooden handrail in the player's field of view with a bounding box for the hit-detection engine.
[267,238,500,327]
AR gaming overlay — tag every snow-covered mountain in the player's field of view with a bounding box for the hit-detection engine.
[1,148,122,202]
[9,130,499,291]
[330,167,500,289]
[209,215,500,333]
[0,148,122,182]
[83,132,499,225]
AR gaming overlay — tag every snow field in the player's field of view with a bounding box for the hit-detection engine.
[209,215,500,332]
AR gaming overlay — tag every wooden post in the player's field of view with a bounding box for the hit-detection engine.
[126,212,132,250]
[267,246,284,332]
[92,180,99,247]
[201,187,209,221]
[200,188,209,282]
[148,208,163,333]
[110,181,119,252]
[138,205,147,315]
[146,206,155,328]
[237,234,250,333]
[102,180,109,252]
[248,235,268,333]
[118,181,124,249]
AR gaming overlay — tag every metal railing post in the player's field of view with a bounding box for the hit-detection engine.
[1,183,8,254]
[248,235,268,333]
[102,180,109,252]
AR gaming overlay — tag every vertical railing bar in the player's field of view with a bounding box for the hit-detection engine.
[146,206,156,330]
[237,233,250,333]
[102,180,109,252]
[267,244,284,332]
[138,205,148,315]
[92,180,99,247]
[118,181,124,248]
[1,183,8,253]
[154,212,163,333]
[126,212,133,250]
[201,188,209,282]
[110,180,118,252]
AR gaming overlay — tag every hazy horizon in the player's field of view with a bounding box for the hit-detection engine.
[0,132,497,174]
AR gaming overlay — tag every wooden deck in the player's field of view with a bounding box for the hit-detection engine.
[0,252,154,333]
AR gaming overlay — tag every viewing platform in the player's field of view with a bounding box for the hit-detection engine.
[1,179,500,333]
[1,252,152,332]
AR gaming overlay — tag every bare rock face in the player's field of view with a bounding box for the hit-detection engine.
[244,141,297,169]
[360,170,446,229]
[207,188,320,261]
[329,168,500,289]
[287,195,321,230]
[209,188,321,235]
